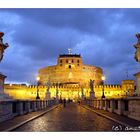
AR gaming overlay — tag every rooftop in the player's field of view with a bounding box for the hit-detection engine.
[59,54,81,58]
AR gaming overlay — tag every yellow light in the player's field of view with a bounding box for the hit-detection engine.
[36,76,40,81]
[101,76,105,81]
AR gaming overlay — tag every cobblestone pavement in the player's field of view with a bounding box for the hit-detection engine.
[13,103,124,132]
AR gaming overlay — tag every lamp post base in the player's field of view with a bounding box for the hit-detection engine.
[102,95,106,99]
[36,96,40,100]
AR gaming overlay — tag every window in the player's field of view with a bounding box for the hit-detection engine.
[69,65,71,69]
[77,60,79,63]
[72,59,74,63]
[66,59,68,63]
[60,60,62,63]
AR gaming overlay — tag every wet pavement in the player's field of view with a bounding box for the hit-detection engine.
[0,105,59,131]
[13,103,122,132]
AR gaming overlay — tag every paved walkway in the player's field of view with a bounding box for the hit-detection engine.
[81,104,140,127]
[11,103,125,131]
[0,105,60,131]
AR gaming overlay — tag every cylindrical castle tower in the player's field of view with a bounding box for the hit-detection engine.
[38,50,103,87]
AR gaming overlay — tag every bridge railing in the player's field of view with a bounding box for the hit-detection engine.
[0,99,59,123]
[81,97,140,121]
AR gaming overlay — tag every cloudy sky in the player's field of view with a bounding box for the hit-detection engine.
[0,9,139,85]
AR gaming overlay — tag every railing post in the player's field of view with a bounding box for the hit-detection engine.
[18,101,23,115]
[47,100,49,107]
[99,100,103,109]
[94,100,97,108]
[103,99,107,111]
[117,99,123,115]
[97,100,100,109]
[26,101,30,113]
[109,99,114,113]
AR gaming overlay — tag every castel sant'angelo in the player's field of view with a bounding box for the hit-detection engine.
[39,49,103,86]
[4,49,134,100]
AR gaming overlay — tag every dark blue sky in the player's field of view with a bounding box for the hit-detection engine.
[0,9,139,85]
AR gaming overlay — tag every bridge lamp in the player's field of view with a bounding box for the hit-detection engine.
[36,76,40,100]
[101,75,106,99]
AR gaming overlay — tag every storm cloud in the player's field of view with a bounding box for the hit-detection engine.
[0,8,139,84]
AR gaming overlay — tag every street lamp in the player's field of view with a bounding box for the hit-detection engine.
[36,76,40,100]
[101,75,106,99]
[56,83,59,99]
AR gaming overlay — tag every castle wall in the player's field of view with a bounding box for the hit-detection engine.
[39,64,103,86]
[4,80,134,100]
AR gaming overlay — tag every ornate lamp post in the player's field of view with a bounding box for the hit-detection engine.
[36,76,40,100]
[55,83,59,99]
[101,75,106,99]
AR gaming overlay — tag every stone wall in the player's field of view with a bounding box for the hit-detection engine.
[0,99,58,123]
[84,97,140,121]
[128,97,140,121]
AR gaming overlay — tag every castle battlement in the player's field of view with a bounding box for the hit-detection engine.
[4,79,134,100]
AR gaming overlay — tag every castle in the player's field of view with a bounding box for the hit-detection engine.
[4,50,135,100]
[38,50,103,86]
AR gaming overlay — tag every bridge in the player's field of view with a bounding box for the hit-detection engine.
[0,98,140,132]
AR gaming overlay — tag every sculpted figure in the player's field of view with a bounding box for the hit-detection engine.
[134,33,140,63]
[134,48,140,62]
[0,32,9,62]
[90,79,94,92]
[46,81,51,92]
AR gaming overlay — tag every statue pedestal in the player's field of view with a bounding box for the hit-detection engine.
[90,91,95,100]
[0,73,13,101]
[134,72,140,96]
[0,73,6,94]
[45,91,50,100]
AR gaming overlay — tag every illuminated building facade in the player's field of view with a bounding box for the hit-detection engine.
[38,53,103,86]
[4,51,135,100]
[4,80,134,100]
